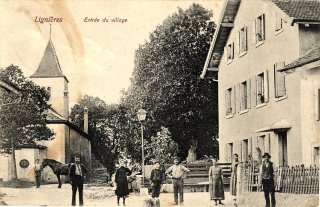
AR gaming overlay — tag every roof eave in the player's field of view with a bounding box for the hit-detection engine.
[201,0,241,79]
[279,58,320,75]
[30,75,69,83]
[47,119,91,140]
[292,19,320,26]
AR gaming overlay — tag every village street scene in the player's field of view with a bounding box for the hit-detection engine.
[0,0,319,206]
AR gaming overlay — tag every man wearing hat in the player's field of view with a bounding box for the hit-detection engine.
[165,157,190,205]
[260,153,276,207]
[69,155,88,206]
[34,158,42,188]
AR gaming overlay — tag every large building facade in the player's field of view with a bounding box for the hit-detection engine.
[201,0,320,167]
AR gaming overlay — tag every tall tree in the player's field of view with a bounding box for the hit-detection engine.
[122,4,218,159]
[0,65,54,179]
[70,96,141,174]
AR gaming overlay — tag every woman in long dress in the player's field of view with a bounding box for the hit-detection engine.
[209,158,224,205]
[115,160,132,206]
[230,154,241,206]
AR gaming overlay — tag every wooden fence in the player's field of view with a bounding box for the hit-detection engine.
[276,165,319,194]
[244,164,319,194]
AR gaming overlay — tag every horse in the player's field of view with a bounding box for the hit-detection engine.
[42,159,71,188]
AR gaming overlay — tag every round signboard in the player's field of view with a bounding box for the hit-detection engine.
[19,159,29,168]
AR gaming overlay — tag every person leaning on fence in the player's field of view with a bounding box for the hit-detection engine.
[260,153,276,207]
[34,158,42,188]
[230,154,241,207]
[165,157,190,206]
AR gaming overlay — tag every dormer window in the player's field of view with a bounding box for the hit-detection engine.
[226,42,234,62]
[255,14,265,44]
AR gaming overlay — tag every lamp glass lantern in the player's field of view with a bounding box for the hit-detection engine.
[137,109,147,122]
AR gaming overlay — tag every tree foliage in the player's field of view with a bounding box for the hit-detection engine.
[70,95,141,174]
[145,127,179,164]
[0,65,54,180]
[122,4,218,159]
[0,65,54,154]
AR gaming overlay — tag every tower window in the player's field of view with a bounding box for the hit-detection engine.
[64,91,68,97]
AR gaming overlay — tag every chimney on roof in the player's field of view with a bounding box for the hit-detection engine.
[84,107,88,133]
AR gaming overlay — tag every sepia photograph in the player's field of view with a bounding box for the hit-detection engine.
[0,0,319,206]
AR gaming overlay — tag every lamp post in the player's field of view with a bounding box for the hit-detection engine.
[137,109,147,188]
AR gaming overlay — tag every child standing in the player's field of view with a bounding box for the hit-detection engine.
[150,160,165,206]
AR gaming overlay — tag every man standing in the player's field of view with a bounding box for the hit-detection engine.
[34,158,42,188]
[165,157,190,205]
[69,155,88,206]
[260,153,276,207]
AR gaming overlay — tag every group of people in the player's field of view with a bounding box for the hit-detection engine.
[34,152,276,207]
[112,157,190,206]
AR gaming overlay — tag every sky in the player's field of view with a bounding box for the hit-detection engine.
[0,0,223,106]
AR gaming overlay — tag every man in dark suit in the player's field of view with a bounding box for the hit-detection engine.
[260,153,276,207]
[69,155,88,206]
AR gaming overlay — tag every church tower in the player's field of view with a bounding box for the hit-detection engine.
[30,38,69,120]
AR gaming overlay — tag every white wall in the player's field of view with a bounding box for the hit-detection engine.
[218,0,307,166]
[31,77,69,119]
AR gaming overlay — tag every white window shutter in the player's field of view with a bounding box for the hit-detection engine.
[248,137,252,156]
[239,84,243,111]
[275,62,286,97]
[262,14,265,40]
[315,88,320,121]
[254,76,257,106]
[233,86,236,114]
[264,70,269,102]
[225,144,228,162]
[253,19,257,44]
[238,31,241,54]
[231,43,234,59]
[244,26,248,51]
[225,90,228,115]
[247,79,251,109]
[225,46,228,62]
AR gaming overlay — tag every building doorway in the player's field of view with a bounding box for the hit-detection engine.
[278,131,288,166]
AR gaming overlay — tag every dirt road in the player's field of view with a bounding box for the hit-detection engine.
[1,184,317,206]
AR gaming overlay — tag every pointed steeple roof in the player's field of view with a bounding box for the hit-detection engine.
[31,39,68,82]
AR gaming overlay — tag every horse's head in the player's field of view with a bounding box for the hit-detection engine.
[42,159,49,168]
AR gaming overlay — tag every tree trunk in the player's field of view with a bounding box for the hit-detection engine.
[11,142,17,180]
[186,141,197,163]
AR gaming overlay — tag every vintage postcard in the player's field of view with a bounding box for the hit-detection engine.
[0,0,319,206]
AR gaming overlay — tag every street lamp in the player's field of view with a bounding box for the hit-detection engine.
[137,109,147,188]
